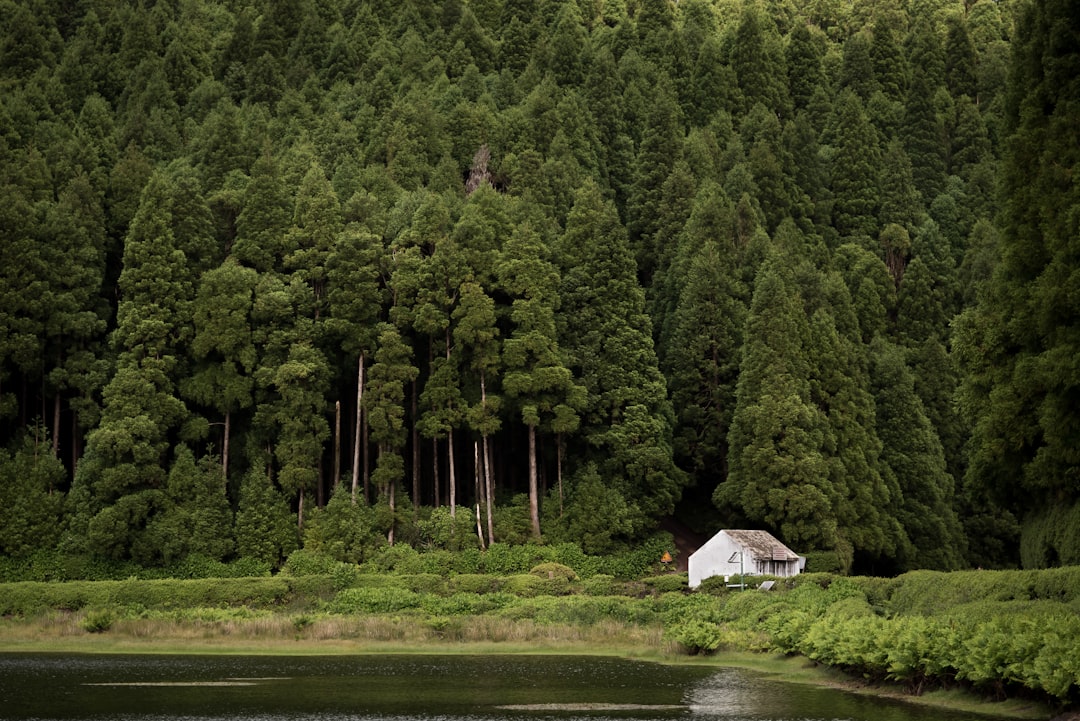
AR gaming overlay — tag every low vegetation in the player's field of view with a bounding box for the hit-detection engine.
[2,551,1077,713]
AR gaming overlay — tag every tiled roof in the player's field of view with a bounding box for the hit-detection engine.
[724,529,799,561]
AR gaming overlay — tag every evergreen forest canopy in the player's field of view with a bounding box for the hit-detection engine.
[1,0,1077,576]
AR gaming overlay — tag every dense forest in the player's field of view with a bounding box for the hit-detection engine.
[0,0,1077,576]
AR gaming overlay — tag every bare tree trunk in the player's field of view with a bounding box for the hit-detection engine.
[528,424,540,538]
[557,432,564,517]
[223,410,231,487]
[448,428,457,518]
[484,434,494,544]
[52,394,61,458]
[412,379,420,507]
[362,406,370,503]
[71,411,80,476]
[389,477,396,546]
[333,400,341,491]
[480,371,494,543]
[474,440,485,549]
[432,437,440,507]
[352,353,364,504]
[298,492,304,534]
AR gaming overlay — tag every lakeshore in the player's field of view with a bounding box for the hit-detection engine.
[0,612,1055,721]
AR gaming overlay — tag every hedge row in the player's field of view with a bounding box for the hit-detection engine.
[667,570,1080,703]
[0,577,312,615]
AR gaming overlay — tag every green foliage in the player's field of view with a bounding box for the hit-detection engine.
[0,0,1040,588]
[327,586,423,614]
[642,573,687,593]
[81,607,116,633]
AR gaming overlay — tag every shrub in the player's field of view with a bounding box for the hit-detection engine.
[550,543,603,578]
[364,544,423,574]
[667,619,723,654]
[327,587,423,614]
[80,607,116,633]
[696,575,731,595]
[281,550,342,577]
[642,573,687,593]
[401,573,449,595]
[529,562,578,582]
[480,543,549,575]
[450,574,501,595]
[501,574,550,597]
[581,574,618,596]
[803,551,844,573]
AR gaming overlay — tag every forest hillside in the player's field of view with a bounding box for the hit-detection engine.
[0,0,1077,577]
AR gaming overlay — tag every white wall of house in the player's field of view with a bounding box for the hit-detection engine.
[688,530,803,588]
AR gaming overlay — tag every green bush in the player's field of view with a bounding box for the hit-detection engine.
[502,574,559,597]
[80,607,116,633]
[327,586,424,614]
[450,574,501,594]
[529,562,578,582]
[696,575,732,595]
[480,543,550,575]
[401,573,449,595]
[281,550,342,577]
[581,574,618,596]
[803,551,844,573]
[364,544,423,574]
[642,573,687,593]
[668,619,723,654]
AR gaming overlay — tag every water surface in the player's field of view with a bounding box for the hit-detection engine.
[0,653,1013,721]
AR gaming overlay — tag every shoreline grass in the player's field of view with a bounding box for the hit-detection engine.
[0,610,1055,720]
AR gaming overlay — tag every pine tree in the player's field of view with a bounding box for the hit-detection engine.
[182,259,259,483]
[665,239,745,484]
[147,444,234,564]
[719,251,835,554]
[871,338,965,570]
[498,223,584,538]
[831,91,881,238]
[730,4,791,119]
[556,181,684,548]
[82,169,193,561]
[235,466,297,567]
[955,0,1080,554]
[365,323,418,543]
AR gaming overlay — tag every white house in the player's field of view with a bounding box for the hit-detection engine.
[688,529,805,588]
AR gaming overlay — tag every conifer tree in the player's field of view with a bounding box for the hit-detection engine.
[81,169,194,561]
[831,91,881,238]
[557,181,684,547]
[235,466,297,566]
[665,239,745,483]
[719,251,836,555]
[871,338,965,570]
[498,223,584,537]
[183,259,258,483]
[955,0,1080,560]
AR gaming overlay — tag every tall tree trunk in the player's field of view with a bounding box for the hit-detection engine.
[557,432,564,517]
[474,440,485,549]
[52,394,61,458]
[71,411,80,475]
[484,434,494,544]
[333,400,341,490]
[362,409,370,502]
[480,371,494,543]
[448,428,457,518]
[298,492,304,534]
[528,424,540,538]
[223,409,231,487]
[352,353,364,503]
[432,437,440,507]
[412,379,420,507]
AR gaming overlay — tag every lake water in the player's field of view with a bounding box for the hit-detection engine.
[0,653,1013,721]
